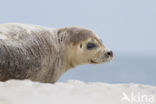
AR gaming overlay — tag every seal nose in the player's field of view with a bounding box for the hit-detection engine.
[106,50,113,57]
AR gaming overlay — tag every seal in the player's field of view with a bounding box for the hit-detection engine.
[0,23,113,83]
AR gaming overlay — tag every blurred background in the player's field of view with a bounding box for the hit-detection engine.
[0,0,155,85]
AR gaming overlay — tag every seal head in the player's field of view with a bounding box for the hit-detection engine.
[58,27,113,70]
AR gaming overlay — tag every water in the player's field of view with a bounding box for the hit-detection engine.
[59,55,156,86]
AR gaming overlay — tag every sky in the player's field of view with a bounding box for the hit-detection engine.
[0,0,156,55]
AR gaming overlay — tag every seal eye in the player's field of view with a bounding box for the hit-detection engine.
[87,43,97,50]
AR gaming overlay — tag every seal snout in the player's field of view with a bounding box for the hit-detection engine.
[105,50,113,58]
[90,50,113,64]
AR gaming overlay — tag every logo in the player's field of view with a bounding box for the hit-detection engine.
[121,92,155,104]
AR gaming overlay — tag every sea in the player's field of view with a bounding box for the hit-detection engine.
[59,54,156,86]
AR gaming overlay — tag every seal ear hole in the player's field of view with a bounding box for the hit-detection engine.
[80,44,82,48]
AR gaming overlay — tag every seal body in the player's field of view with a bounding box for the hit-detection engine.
[0,23,113,83]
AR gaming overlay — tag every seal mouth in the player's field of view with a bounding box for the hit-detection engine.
[90,55,113,64]
[90,59,110,64]
[90,60,98,64]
